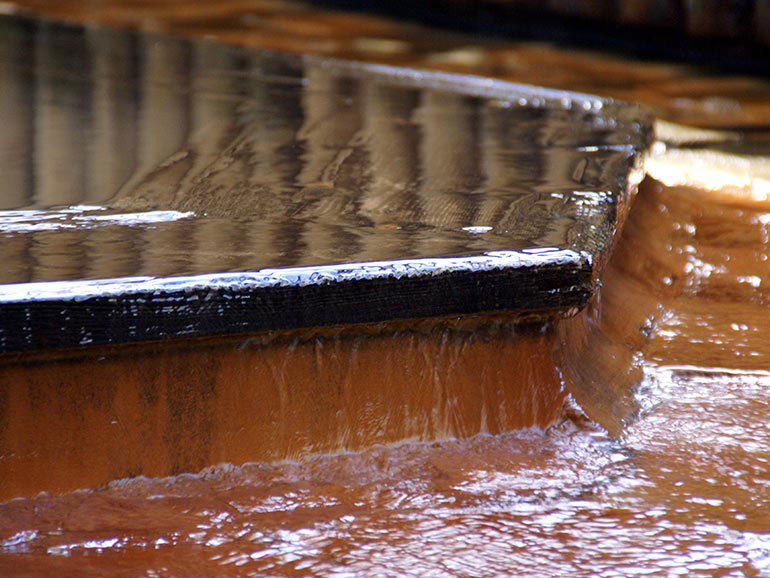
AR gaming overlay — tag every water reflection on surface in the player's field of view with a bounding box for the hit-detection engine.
[7,0,770,132]
[3,176,770,575]
[0,15,644,284]
[0,5,770,576]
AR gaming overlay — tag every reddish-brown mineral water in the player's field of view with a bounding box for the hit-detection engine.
[7,173,770,576]
[2,3,770,576]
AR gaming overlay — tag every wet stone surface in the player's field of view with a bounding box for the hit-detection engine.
[0,15,650,352]
[1,3,770,576]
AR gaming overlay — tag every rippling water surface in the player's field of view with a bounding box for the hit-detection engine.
[2,2,770,576]
[3,176,770,575]
[0,14,643,284]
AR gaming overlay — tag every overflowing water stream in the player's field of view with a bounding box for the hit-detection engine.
[2,3,770,576]
[2,173,770,575]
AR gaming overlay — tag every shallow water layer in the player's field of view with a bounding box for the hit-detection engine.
[0,15,643,284]
[3,175,770,575]
[1,3,769,575]
[0,13,652,354]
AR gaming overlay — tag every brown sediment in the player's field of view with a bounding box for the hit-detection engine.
[0,316,565,501]
[0,10,646,498]
[9,174,752,503]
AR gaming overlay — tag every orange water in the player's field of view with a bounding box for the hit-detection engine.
[2,176,770,575]
[2,1,770,574]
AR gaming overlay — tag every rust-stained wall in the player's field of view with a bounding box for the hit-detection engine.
[0,319,565,500]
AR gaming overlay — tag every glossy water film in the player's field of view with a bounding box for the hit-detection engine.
[0,15,650,353]
[1,3,770,577]
[3,170,770,576]
[0,317,567,499]
[0,16,646,284]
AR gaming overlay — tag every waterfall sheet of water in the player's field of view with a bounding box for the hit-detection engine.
[2,2,770,575]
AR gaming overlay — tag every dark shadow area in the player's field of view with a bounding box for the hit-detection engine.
[313,0,770,77]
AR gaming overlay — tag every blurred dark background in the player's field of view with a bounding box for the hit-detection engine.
[316,0,770,75]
